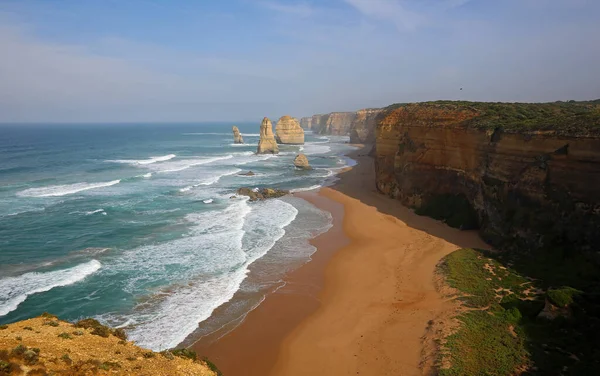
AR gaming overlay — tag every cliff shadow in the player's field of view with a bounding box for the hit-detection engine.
[328,145,491,251]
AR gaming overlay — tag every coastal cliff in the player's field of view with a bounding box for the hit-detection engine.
[323,112,357,135]
[275,116,304,144]
[374,101,600,253]
[300,109,381,141]
[300,117,312,130]
[305,112,357,135]
[349,108,383,143]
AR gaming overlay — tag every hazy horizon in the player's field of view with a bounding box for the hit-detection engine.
[1,0,599,123]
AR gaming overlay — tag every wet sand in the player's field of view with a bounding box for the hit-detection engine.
[193,146,490,375]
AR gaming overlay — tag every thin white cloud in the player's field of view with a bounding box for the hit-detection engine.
[344,0,423,30]
[256,1,314,17]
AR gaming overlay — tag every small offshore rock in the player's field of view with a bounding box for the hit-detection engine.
[293,154,311,170]
[232,126,244,144]
[239,171,255,176]
[236,187,289,201]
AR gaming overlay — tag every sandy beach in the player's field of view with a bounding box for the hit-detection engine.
[193,146,490,375]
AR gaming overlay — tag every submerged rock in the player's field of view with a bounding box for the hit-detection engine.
[232,126,244,144]
[239,171,255,176]
[236,187,289,201]
[275,116,305,144]
[293,154,311,170]
[257,117,279,154]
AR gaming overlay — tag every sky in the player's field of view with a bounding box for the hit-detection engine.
[0,0,599,122]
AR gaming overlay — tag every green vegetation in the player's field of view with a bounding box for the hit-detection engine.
[547,287,583,307]
[415,193,479,230]
[168,348,223,375]
[22,326,33,331]
[201,356,224,376]
[170,348,197,361]
[439,248,600,375]
[43,320,59,327]
[40,312,57,319]
[142,352,155,359]
[0,359,11,374]
[383,100,600,135]
[61,353,72,365]
[98,361,121,370]
[0,325,7,330]
[74,318,127,339]
[58,332,73,340]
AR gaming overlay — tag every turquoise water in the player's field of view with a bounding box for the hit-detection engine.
[0,123,354,349]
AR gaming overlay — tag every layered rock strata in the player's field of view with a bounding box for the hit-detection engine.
[350,108,384,143]
[374,101,600,253]
[300,117,313,130]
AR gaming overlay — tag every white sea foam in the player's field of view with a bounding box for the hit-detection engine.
[290,185,322,193]
[302,144,331,155]
[178,168,241,192]
[85,209,106,216]
[98,199,298,350]
[151,155,234,173]
[183,133,261,137]
[107,154,176,165]
[17,180,121,198]
[203,199,214,204]
[0,260,102,317]
[140,173,152,178]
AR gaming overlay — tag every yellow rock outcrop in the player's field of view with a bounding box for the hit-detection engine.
[275,116,305,144]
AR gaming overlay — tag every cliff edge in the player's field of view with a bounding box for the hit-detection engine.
[0,315,217,376]
[374,100,600,253]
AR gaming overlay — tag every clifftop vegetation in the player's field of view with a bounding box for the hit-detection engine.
[382,100,600,136]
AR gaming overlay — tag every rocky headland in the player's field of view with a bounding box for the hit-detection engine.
[232,125,244,144]
[275,116,305,144]
[349,108,383,144]
[256,117,279,154]
[300,108,382,142]
[299,117,312,130]
[0,314,217,376]
[306,112,357,135]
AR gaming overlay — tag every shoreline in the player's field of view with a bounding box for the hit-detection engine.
[193,146,491,375]
[191,182,349,375]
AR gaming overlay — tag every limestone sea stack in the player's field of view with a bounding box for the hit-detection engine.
[232,126,244,144]
[275,116,305,144]
[293,154,311,169]
[257,117,279,154]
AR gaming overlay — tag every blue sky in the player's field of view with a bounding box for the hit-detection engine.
[0,0,599,122]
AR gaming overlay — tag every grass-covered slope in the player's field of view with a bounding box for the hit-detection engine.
[438,248,600,375]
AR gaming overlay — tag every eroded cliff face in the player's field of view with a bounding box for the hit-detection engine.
[300,117,313,130]
[323,112,357,135]
[350,108,383,143]
[375,103,600,253]
[303,112,357,135]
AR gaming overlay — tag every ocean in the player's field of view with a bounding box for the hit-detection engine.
[0,122,355,350]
